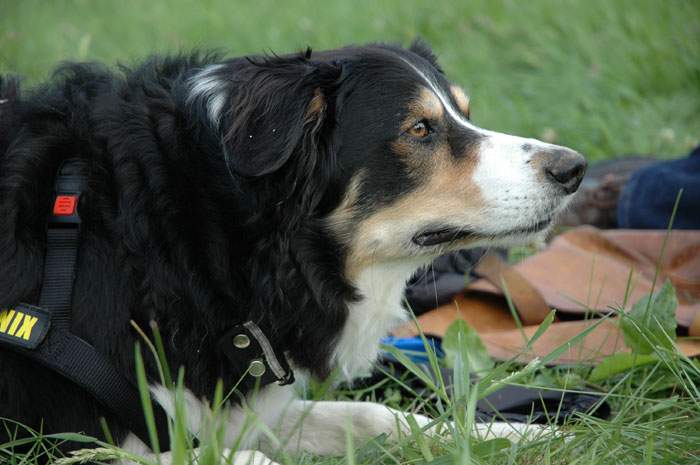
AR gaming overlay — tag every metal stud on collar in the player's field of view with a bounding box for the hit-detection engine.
[233,333,250,349]
[248,359,266,377]
[219,322,294,385]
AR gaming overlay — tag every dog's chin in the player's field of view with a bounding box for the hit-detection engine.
[478,223,553,249]
[411,215,554,249]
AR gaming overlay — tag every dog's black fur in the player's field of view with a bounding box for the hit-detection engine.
[0,42,447,450]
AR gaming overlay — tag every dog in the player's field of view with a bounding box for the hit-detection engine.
[0,40,585,464]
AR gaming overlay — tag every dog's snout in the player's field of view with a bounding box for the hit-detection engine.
[542,149,587,194]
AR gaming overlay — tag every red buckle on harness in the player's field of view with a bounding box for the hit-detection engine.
[53,195,78,216]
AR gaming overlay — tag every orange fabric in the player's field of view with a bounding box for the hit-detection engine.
[472,253,551,326]
[480,319,700,364]
[394,227,700,364]
[396,300,700,364]
[467,227,700,328]
[690,312,700,338]
[394,293,518,338]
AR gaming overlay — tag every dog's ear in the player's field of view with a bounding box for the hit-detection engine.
[221,54,342,177]
[409,38,443,73]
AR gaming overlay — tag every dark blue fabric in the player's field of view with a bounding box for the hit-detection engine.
[618,145,700,229]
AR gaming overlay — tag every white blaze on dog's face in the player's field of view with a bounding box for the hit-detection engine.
[326,46,586,378]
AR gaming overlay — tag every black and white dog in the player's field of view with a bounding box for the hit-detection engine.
[0,41,585,464]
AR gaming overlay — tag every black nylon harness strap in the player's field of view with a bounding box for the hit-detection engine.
[29,327,172,446]
[39,228,79,330]
[39,158,86,330]
[6,159,172,449]
[1,159,295,451]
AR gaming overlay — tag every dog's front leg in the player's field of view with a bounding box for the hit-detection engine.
[263,400,549,457]
[223,449,281,465]
[117,433,280,465]
[117,448,280,465]
[262,400,433,456]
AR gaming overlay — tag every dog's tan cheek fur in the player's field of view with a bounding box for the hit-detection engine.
[343,145,484,279]
[391,139,429,176]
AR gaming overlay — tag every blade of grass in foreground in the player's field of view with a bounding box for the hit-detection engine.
[134,341,162,463]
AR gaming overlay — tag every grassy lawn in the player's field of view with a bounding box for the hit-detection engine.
[2,0,699,159]
[2,0,700,464]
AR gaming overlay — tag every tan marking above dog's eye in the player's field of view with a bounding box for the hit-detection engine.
[407,120,431,138]
[450,85,471,118]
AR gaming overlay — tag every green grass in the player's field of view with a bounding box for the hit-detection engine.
[2,0,699,159]
[2,1,700,463]
[5,311,700,465]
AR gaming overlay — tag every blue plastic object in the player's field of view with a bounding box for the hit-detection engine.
[380,335,444,364]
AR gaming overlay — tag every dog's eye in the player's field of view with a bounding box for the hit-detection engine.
[407,120,432,138]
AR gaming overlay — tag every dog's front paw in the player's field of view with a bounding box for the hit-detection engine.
[224,449,281,465]
[473,421,558,442]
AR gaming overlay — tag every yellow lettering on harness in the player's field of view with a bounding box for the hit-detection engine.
[0,309,16,333]
[14,315,38,341]
[8,312,23,336]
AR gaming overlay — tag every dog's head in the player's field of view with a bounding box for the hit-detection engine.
[190,41,586,275]
[188,41,586,379]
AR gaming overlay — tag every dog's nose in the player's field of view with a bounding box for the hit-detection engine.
[542,149,587,194]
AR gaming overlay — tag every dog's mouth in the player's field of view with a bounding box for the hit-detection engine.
[412,227,472,247]
[412,217,553,247]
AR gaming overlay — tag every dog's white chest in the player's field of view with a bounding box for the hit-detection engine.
[332,259,426,380]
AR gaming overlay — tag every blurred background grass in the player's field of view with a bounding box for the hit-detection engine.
[1,0,699,159]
